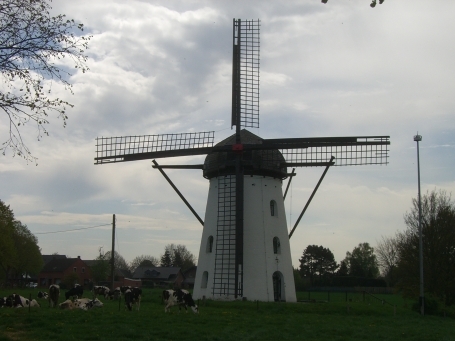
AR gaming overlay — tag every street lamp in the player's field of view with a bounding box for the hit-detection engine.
[414,133,424,315]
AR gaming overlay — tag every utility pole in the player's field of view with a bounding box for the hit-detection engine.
[414,133,424,315]
[110,214,116,290]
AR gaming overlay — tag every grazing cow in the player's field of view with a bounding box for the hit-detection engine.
[65,285,84,300]
[48,284,60,308]
[0,297,7,307]
[124,287,142,311]
[163,289,198,313]
[107,287,121,300]
[73,298,103,310]
[92,286,110,298]
[5,294,40,308]
[37,291,49,300]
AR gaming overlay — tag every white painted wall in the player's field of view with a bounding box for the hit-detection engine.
[193,175,296,302]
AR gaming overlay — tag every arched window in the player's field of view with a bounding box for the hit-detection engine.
[270,200,277,217]
[273,237,281,254]
[201,271,208,288]
[206,236,214,253]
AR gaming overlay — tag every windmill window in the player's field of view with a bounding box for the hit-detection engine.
[82,267,85,273]
[273,237,281,254]
[73,267,77,273]
[270,200,277,217]
[201,271,208,288]
[206,236,214,253]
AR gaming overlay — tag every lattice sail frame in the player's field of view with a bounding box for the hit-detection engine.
[232,19,260,129]
[95,131,215,164]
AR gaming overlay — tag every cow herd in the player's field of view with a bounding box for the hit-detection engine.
[0,285,199,314]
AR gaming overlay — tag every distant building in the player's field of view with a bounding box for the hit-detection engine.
[38,255,91,288]
[133,267,184,288]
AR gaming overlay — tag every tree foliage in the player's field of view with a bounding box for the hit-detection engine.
[343,242,379,278]
[103,250,129,273]
[397,189,455,306]
[129,254,159,273]
[90,252,110,285]
[298,245,338,286]
[160,244,196,272]
[0,0,91,163]
[375,235,399,286]
[0,199,43,284]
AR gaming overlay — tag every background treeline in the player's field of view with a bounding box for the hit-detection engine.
[0,200,43,285]
[295,189,455,314]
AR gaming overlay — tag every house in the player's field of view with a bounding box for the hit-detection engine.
[38,255,92,289]
[132,267,184,288]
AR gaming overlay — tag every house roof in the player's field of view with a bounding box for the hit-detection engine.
[133,267,182,280]
[41,256,87,273]
[42,254,67,265]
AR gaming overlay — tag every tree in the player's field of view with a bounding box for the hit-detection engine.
[103,250,129,273]
[298,245,338,286]
[0,199,43,284]
[397,189,455,306]
[129,254,159,273]
[0,0,91,163]
[375,235,399,286]
[343,242,379,278]
[90,253,110,285]
[160,244,196,271]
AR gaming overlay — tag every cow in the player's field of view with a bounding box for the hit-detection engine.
[92,286,110,298]
[124,287,141,311]
[48,284,60,308]
[65,284,84,300]
[163,289,198,313]
[107,287,121,300]
[37,291,49,300]
[119,286,131,294]
[0,297,6,308]
[4,294,40,308]
[73,298,103,310]
[59,299,74,310]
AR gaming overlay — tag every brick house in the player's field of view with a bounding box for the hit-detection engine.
[38,255,92,288]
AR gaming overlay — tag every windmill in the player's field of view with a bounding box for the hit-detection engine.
[94,19,390,302]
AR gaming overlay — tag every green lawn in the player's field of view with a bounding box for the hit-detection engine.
[0,288,454,341]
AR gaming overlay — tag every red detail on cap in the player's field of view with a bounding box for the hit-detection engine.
[232,144,244,152]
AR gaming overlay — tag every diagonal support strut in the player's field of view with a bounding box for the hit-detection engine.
[289,156,335,239]
[152,160,204,226]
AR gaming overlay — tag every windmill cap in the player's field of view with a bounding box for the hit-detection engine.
[203,129,288,180]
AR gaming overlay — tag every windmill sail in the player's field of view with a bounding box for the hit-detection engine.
[94,131,215,164]
[232,19,260,130]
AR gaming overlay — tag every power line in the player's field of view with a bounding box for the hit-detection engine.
[35,223,112,235]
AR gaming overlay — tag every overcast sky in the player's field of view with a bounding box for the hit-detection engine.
[1,0,454,268]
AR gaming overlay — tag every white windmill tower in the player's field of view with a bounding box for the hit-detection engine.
[94,19,390,302]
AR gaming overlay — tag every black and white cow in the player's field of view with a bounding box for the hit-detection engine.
[73,298,104,310]
[0,297,7,308]
[59,299,74,310]
[65,284,83,300]
[92,286,110,298]
[37,291,49,300]
[163,289,198,313]
[119,286,131,294]
[124,287,141,311]
[107,287,121,300]
[49,284,60,308]
[5,294,40,308]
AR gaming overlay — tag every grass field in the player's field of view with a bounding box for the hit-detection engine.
[1,288,454,341]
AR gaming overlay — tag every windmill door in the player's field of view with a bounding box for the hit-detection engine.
[272,271,282,302]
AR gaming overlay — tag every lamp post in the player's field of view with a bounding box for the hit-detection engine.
[414,133,424,316]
